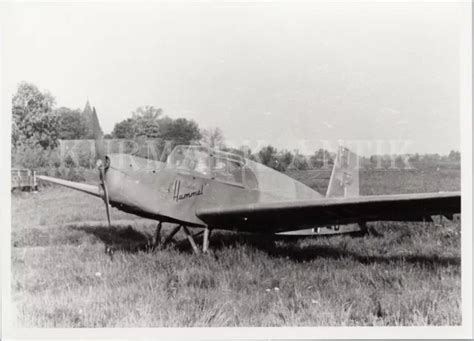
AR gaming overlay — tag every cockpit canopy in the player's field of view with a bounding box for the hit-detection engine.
[166,145,257,188]
[165,145,321,200]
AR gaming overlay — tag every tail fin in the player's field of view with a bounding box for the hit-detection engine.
[326,146,360,198]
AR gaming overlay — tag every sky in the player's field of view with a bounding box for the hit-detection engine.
[4,2,463,155]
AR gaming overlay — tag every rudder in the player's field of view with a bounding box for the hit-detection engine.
[326,146,360,198]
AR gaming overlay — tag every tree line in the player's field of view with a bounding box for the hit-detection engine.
[12,82,204,147]
[12,81,460,174]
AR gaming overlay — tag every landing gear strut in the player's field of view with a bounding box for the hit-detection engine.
[153,223,212,254]
[203,227,211,253]
[182,226,200,254]
[163,224,182,247]
[153,221,162,248]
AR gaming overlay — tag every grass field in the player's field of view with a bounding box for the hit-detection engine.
[11,168,461,327]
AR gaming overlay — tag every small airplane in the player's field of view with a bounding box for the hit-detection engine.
[38,113,461,254]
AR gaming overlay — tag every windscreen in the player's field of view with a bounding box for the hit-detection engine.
[167,145,211,177]
[211,156,244,185]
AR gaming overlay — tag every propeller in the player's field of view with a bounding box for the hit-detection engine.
[91,107,111,227]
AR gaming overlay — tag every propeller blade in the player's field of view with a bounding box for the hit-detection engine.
[91,106,111,227]
[99,165,112,227]
[91,106,105,162]
[103,184,112,227]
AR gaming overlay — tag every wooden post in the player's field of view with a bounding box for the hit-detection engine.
[182,226,200,254]
[203,227,211,253]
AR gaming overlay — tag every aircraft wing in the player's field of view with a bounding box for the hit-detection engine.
[37,175,103,198]
[196,191,460,233]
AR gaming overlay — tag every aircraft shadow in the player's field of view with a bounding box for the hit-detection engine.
[73,225,154,253]
[209,232,460,268]
[73,225,460,268]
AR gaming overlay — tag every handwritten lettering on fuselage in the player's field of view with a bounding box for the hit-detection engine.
[172,179,204,202]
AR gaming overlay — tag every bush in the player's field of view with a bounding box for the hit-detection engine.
[54,166,68,178]
[12,145,60,169]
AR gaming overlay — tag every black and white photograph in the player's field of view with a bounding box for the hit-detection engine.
[1,0,472,339]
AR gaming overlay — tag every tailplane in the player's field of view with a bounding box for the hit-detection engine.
[326,146,360,198]
[277,147,364,237]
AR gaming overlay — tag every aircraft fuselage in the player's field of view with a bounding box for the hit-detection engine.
[104,153,261,228]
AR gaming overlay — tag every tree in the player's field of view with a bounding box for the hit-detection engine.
[91,107,103,137]
[19,111,60,149]
[310,149,334,169]
[201,127,225,149]
[112,106,163,139]
[408,153,420,162]
[422,153,441,163]
[12,82,59,149]
[132,106,163,120]
[289,152,309,170]
[275,150,294,172]
[81,100,94,138]
[12,106,23,146]
[256,146,297,172]
[258,145,279,168]
[56,107,88,140]
[159,117,202,145]
[134,116,161,138]
[132,106,162,138]
[448,150,460,162]
[112,118,136,139]
[112,108,202,147]
[13,82,55,114]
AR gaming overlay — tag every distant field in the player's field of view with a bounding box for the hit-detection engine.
[286,167,461,195]
[11,168,461,327]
